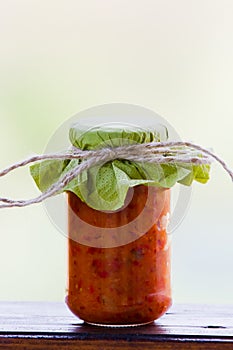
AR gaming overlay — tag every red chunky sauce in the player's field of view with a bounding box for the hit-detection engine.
[66,185,171,325]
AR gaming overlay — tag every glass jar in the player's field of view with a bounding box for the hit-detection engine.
[28,114,208,326]
[66,184,171,326]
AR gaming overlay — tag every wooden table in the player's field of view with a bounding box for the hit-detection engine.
[0,302,232,349]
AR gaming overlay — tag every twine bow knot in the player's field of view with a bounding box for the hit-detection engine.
[0,141,232,209]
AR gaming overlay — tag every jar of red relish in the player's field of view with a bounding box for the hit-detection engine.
[29,117,211,326]
[65,123,172,326]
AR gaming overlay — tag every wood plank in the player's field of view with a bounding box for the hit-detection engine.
[1,338,233,350]
[0,302,232,349]
[0,302,232,336]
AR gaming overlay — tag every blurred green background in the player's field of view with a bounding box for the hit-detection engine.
[0,0,232,304]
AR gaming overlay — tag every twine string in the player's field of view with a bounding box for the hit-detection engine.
[0,141,232,209]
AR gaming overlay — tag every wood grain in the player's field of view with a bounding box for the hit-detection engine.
[1,338,233,350]
[0,302,232,349]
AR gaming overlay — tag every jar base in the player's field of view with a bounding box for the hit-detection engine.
[85,320,154,328]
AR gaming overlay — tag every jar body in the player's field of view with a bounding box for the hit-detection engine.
[66,185,171,326]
